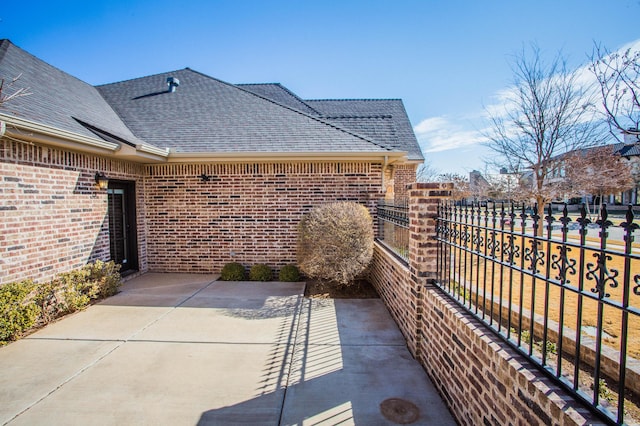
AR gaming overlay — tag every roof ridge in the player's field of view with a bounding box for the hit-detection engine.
[96,67,191,88]
[236,82,281,86]
[226,81,396,153]
[306,98,402,102]
[3,40,98,90]
[237,82,322,115]
[0,40,11,64]
[1,40,145,146]
[323,115,394,119]
[110,68,396,153]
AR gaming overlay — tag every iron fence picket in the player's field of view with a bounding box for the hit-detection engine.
[435,201,640,425]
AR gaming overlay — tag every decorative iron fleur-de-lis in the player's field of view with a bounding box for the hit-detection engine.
[620,205,640,244]
[586,253,619,299]
[545,204,555,235]
[576,204,591,236]
[551,246,576,283]
[531,203,541,232]
[499,202,507,227]
[503,203,516,231]
[518,202,528,229]
[596,204,613,238]
[559,204,572,233]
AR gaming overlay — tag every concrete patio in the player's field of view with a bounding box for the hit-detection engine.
[0,273,455,425]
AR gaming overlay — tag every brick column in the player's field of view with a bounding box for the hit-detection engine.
[407,182,452,285]
[407,182,452,356]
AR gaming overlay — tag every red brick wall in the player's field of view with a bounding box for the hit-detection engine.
[418,288,599,426]
[392,163,417,202]
[144,162,383,273]
[369,183,602,426]
[1,137,386,282]
[369,243,420,355]
[0,139,147,284]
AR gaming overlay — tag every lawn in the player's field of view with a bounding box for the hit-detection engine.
[445,230,640,359]
[444,234,640,423]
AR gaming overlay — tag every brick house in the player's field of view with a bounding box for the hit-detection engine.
[0,40,424,284]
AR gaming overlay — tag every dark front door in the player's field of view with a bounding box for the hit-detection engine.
[107,181,138,274]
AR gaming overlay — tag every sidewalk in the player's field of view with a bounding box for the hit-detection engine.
[0,273,455,425]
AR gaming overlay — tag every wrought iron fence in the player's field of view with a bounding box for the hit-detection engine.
[436,201,640,425]
[377,200,409,262]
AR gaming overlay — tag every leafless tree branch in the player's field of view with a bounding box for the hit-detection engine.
[0,74,31,107]
[483,44,605,234]
[591,43,640,139]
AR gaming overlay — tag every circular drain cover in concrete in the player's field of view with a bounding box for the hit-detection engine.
[380,398,420,424]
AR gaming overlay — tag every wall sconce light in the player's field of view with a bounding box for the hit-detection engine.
[95,172,109,189]
[199,173,211,182]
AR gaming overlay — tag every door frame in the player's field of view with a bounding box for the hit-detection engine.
[107,180,139,275]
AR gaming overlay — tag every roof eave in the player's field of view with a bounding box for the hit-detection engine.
[0,114,172,162]
[166,150,407,164]
[0,113,120,154]
[0,113,409,164]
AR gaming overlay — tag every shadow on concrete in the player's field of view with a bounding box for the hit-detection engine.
[100,275,303,320]
[197,297,455,425]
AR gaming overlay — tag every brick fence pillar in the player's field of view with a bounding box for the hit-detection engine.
[407,182,452,284]
[406,182,452,356]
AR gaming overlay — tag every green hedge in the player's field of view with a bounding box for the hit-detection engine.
[249,264,273,281]
[1,260,121,344]
[220,262,246,281]
[278,265,300,282]
[0,280,39,342]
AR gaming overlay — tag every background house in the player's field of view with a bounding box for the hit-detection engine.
[607,129,640,205]
[0,40,423,284]
[551,129,640,207]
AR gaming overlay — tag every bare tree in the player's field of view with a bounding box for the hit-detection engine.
[416,161,440,182]
[484,44,604,234]
[438,173,470,201]
[591,44,640,138]
[0,74,31,107]
[564,145,635,216]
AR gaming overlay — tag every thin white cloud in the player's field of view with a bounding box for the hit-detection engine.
[487,39,640,121]
[414,116,488,153]
[415,39,640,156]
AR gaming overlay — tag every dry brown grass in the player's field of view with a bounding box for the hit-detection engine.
[448,236,640,358]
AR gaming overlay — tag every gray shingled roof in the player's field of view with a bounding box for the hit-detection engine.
[239,84,424,161]
[236,83,319,115]
[0,39,419,159]
[306,99,424,161]
[613,142,640,157]
[0,40,144,146]
[97,69,394,154]
[319,115,398,146]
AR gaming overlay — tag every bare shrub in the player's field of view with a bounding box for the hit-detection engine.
[297,202,374,286]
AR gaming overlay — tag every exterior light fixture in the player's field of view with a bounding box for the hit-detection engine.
[95,172,109,189]
[199,173,211,182]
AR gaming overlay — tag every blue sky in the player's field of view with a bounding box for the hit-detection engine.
[2,0,639,175]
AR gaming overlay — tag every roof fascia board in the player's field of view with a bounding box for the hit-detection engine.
[0,113,120,153]
[0,114,170,161]
[166,151,407,164]
[135,143,170,157]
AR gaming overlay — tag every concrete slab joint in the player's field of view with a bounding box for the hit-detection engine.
[0,273,456,425]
